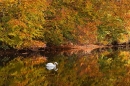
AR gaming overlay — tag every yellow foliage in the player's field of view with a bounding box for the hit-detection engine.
[117,34,129,44]
[0,0,15,3]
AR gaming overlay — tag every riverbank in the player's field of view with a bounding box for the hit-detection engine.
[0,44,129,56]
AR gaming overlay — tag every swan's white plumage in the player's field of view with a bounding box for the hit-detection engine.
[46,62,58,71]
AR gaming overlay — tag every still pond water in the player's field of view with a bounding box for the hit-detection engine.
[0,48,130,86]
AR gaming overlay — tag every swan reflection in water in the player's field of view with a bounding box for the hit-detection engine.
[46,62,58,71]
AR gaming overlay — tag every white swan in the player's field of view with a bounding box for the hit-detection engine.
[46,62,58,71]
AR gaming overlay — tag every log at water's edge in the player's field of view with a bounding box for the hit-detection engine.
[0,44,129,56]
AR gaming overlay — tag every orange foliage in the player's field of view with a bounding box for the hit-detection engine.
[8,19,27,28]
[75,22,97,44]
[22,40,46,49]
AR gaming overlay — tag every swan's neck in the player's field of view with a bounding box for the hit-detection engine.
[54,62,58,65]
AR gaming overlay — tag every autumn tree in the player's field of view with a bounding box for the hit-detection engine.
[0,0,47,49]
[44,0,130,46]
[0,0,130,49]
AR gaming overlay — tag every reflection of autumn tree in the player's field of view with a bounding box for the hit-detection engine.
[97,50,130,86]
[46,49,130,86]
[113,51,130,86]
[0,56,48,86]
[45,53,103,86]
[1,49,130,85]
[74,54,102,85]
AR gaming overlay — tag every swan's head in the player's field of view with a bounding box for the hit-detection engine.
[54,62,58,65]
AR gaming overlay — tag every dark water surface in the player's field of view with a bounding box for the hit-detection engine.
[0,48,130,86]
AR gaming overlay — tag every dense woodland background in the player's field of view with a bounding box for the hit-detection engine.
[0,0,130,49]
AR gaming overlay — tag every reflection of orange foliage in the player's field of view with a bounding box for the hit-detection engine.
[75,54,102,77]
[31,56,47,65]
[116,66,130,85]
[24,56,47,66]
[119,51,130,61]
